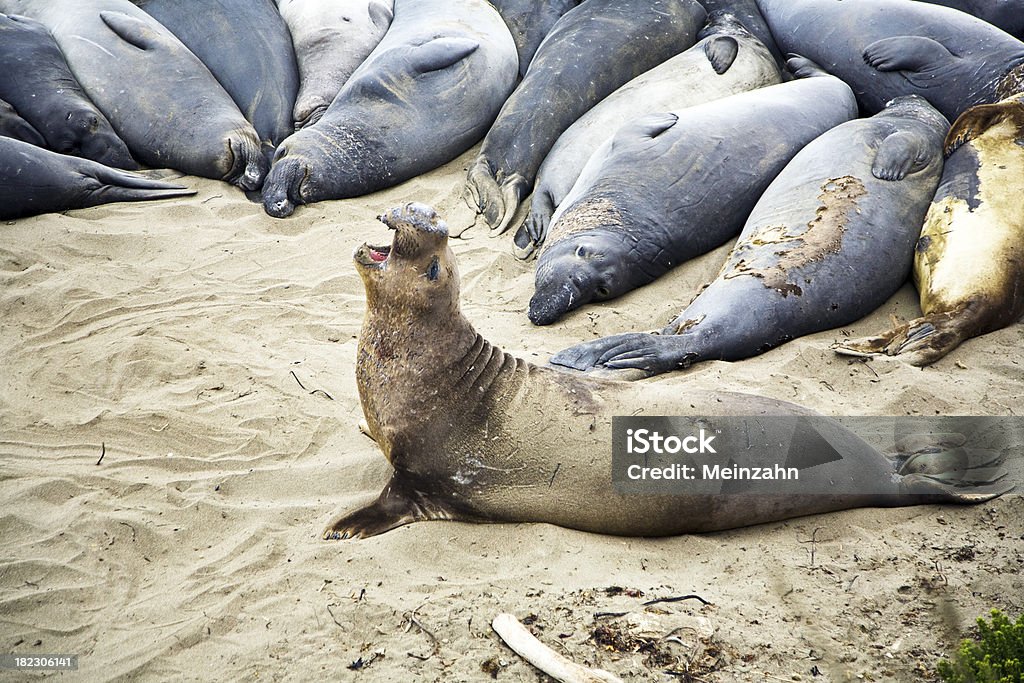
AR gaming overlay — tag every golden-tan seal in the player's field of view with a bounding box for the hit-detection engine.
[324,203,1011,540]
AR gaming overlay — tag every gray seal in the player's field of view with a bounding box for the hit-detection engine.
[834,94,1024,365]
[755,0,1024,121]
[489,0,582,78]
[0,13,136,169]
[513,13,783,259]
[0,136,194,220]
[3,0,268,190]
[261,0,517,218]
[464,0,708,236]
[276,0,394,129]
[551,94,950,375]
[131,0,300,148]
[322,203,1009,540]
[0,97,44,146]
[528,72,856,326]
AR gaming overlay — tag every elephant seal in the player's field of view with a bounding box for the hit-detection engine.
[914,0,1024,40]
[833,94,1024,366]
[755,0,1024,121]
[464,0,708,236]
[131,0,299,148]
[261,0,517,218]
[0,13,136,169]
[276,0,393,130]
[489,0,582,78]
[551,94,949,375]
[513,13,783,260]
[0,136,194,220]
[697,0,784,64]
[527,70,856,326]
[0,98,44,146]
[321,202,1009,540]
[2,0,267,190]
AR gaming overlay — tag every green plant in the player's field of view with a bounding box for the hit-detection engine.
[937,609,1023,683]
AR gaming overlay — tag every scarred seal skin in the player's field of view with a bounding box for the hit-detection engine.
[513,13,783,260]
[2,0,268,190]
[834,93,1024,366]
[276,0,394,130]
[551,93,950,376]
[322,203,1010,540]
[0,13,136,169]
[0,136,194,220]
[260,0,517,218]
[464,0,708,236]
[132,0,300,148]
[755,0,1024,121]
[526,68,853,327]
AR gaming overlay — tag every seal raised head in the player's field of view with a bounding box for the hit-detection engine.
[323,204,1010,540]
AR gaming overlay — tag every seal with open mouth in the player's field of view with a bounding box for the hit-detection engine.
[323,203,1010,540]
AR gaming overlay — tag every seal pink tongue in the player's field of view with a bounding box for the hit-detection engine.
[370,248,388,262]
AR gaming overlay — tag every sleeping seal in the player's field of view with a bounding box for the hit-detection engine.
[755,0,1024,121]
[0,98,44,146]
[0,13,136,169]
[2,0,268,190]
[551,94,949,375]
[513,13,783,259]
[527,70,856,326]
[261,0,517,218]
[131,0,299,147]
[833,94,1024,366]
[464,0,708,236]
[276,0,394,130]
[322,203,1009,540]
[0,136,194,220]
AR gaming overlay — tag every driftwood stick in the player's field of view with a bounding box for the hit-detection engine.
[492,613,622,683]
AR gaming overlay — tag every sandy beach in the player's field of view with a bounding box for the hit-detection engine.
[1,146,1022,681]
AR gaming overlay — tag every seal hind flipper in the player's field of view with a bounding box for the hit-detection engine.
[831,309,975,366]
[84,165,196,204]
[899,473,1013,503]
[945,95,1024,155]
[704,35,739,75]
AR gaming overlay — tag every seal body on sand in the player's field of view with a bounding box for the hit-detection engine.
[2,0,267,190]
[464,0,707,236]
[0,13,136,169]
[0,98,44,146]
[755,0,1024,121]
[321,203,1009,540]
[261,0,517,218]
[513,14,783,260]
[132,0,299,148]
[0,136,194,220]
[527,72,856,326]
[914,0,1024,40]
[834,94,1024,366]
[551,95,950,375]
[490,0,581,78]
[276,0,393,130]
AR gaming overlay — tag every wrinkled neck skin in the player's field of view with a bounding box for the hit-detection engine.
[356,293,531,479]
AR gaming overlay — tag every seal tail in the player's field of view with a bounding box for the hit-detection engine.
[86,166,196,205]
[831,309,977,367]
[465,156,529,236]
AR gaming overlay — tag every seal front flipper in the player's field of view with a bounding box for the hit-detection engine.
[323,477,447,540]
[871,130,934,181]
[785,54,831,79]
[98,11,165,51]
[704,35,739,75]
[513,189,554,260]
[465,156,529,236]
[862,36,957,84]
[551,332,695,375]
[407,37,480,74]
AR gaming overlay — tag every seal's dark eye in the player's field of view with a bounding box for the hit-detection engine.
[426,257,440,282]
